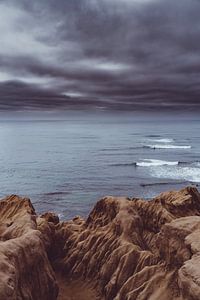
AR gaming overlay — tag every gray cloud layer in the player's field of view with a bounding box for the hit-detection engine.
[0,0,200,111]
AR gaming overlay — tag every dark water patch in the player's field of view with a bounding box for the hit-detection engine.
[110,162,137,167]
[190,182,200,187]
[140,181,188,187]
[145,135,161,138]
[127,146,146,150]
[43,191,71,196]
[178,161,191,166]
[98,152,130,157]
[100,146,145,152]
[99,148,123,152]
[15,161,38,165]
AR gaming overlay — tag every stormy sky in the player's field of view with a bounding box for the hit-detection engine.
[0,0,200,112]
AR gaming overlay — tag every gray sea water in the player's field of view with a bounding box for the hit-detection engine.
[0,111,199,219]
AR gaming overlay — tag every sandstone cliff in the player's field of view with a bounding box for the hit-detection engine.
[0,195,58,300]
[1,187,200,300]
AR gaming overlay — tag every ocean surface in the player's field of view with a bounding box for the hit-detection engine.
[0,111,199,219]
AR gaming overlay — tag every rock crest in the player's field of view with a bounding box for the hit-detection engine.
[1,187,200,299]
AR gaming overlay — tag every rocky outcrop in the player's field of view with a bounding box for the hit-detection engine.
[54,187,200,300]
[0,195,58,300]
[1,187,200,300]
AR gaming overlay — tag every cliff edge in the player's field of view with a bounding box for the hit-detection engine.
[1,187,200,299]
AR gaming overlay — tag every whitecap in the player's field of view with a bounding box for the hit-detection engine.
[151,138,174,143]
[136,159,179,167]
[146,144,191,149]
[58,213,65,219]
[151,166,200,183]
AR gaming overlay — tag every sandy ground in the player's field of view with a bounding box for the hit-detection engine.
[57,275,102,300]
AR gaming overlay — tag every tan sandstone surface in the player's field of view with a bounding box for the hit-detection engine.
[1,187,200,299]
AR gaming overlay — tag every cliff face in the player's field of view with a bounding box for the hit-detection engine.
[0,195,58,300]
[1,187,200,300]
[55,187,200,300]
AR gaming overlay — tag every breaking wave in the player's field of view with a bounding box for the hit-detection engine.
[146,144,191,149]
[136,159,179,167]
[151,138,174,143]
[151,166,200,183]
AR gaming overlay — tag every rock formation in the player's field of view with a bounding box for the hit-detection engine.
[0,195,58,300]
[1,187,200,299]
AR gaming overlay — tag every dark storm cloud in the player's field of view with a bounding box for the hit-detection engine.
[0,0,200,111]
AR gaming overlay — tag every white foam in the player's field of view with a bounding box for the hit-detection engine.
[137,159,179,167]
[152,138,174,143]
[151,167,200,183]
[147,144,191,149]
[58,213,65,219]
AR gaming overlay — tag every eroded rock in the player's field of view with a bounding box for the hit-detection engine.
[0,195,58,300]
[1,187,200,300]
[55,187,200,300]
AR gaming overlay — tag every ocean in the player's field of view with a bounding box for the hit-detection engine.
[0,111,199,219]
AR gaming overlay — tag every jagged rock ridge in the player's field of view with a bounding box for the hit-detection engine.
[1,187,200,299]
[0,195,58,300]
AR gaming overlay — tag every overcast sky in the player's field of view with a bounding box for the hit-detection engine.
[0,0,200,112]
